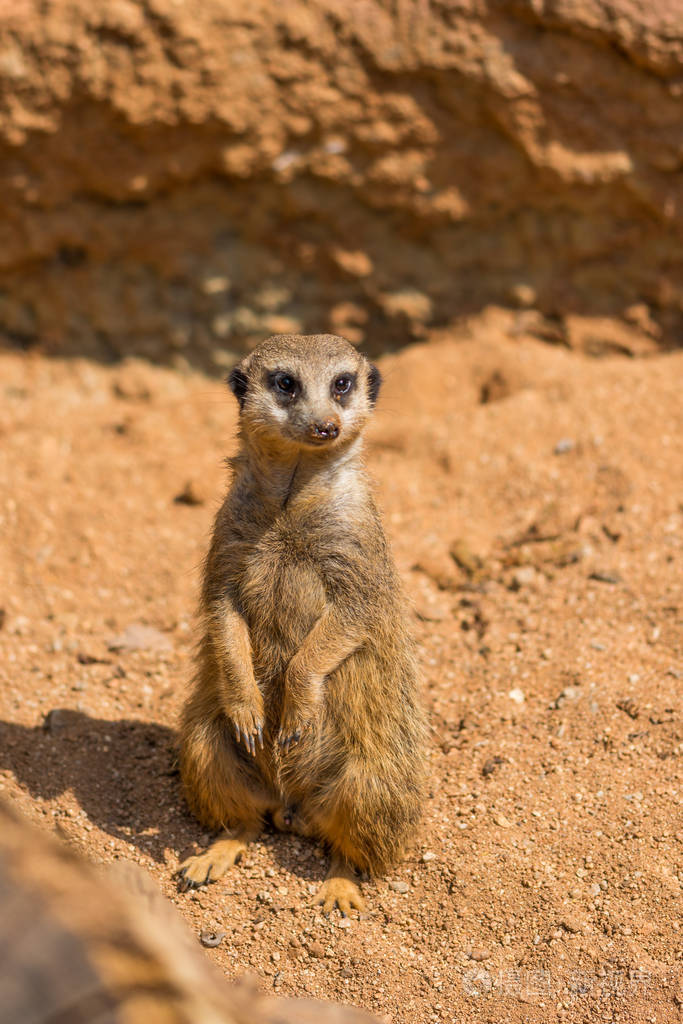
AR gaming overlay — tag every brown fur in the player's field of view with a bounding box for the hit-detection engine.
[178,334,426,914]
[0,800,377,1023]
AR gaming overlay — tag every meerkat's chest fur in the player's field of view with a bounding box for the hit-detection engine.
[237,511,339,682]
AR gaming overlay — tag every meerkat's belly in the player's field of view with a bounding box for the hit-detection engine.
[239,541,327,677]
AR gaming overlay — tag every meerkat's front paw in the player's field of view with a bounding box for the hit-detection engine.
[228,699,264,756]
[314,875,365,917]
[277,706,314,752]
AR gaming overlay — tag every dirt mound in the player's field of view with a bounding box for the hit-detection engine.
[1,312,681,1022]
[0,0,682,368]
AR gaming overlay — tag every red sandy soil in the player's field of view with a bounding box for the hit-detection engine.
[0,309,681,1023]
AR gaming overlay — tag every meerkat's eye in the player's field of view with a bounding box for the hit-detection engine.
[272,372,299,397]
[333,375,354,396]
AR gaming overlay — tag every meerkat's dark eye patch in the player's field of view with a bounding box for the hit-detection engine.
[367,364,382,405]
[331,373,356,400]
[227,367,249,408]
[269,371,300,399]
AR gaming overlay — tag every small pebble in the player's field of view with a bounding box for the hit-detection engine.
[422,851,437,863]
[589,570,621,585]
[554,438,574,455]
[470,948,491,962]
[482,756,504,777]
[199,930,225,948]
[617,698,640,720]
[308,941,325,958]
[508,282,537,307]
[449,538,484,576]
[493,814,512,829]
[108,623,172,653]
[201,275,230,295]
[389,880,410,893]
[174,480,205,506]
[508,688,525,704]
[551,687,580,709]
[43,708,70,733]
[510,567,537,589]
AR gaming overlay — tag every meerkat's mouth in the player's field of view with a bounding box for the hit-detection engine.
[304,434,339,446]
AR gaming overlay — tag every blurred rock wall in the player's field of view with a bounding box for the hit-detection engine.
[0,0,681,369]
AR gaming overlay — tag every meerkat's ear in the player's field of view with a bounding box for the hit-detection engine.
[227,365,249,408]
[367,364,382,406]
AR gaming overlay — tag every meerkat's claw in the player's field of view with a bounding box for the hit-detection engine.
[176,864,207,893]
[232,717,263,755]
[177,836,249,892]
[278,727,303,752]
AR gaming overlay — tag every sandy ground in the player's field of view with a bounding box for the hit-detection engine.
[0,310,681,1023]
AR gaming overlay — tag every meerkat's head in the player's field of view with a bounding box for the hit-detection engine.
[227,334,381,454]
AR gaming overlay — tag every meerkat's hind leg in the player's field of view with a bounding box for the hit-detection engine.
[314,854,365,917]
[177,820,260,892]
[271,808,363,914]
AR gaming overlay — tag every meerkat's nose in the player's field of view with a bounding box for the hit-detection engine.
[309,419,340,440]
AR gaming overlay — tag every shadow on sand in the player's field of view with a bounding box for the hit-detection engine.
[0,710,326,887]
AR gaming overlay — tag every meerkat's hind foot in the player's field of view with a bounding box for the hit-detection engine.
[177,829,255,892]
[314,857,365,918]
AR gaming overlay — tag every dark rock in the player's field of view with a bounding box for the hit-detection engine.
[174,481,205,506]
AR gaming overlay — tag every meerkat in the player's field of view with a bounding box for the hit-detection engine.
[177,333,426,915]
